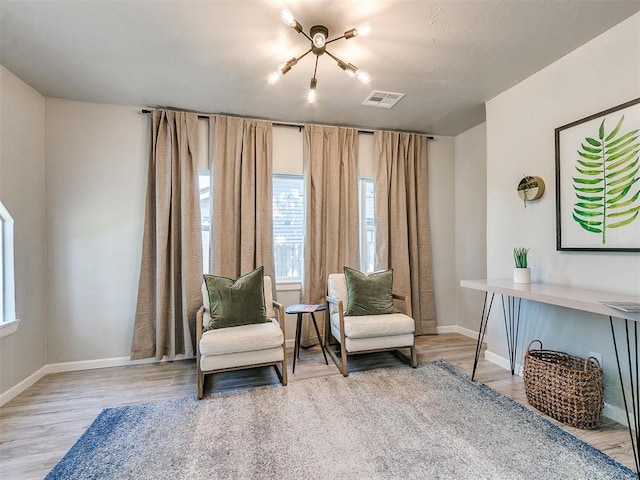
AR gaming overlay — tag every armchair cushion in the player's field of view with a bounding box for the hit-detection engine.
[199,319,284,356]
[343,267,399,316]
[203,266,268,331]
[331,312,415,339]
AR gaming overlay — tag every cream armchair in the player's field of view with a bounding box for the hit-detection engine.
[326,272,417,376]
[196,275,287,398]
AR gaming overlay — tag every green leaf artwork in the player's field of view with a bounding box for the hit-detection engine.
[572,115,640,244]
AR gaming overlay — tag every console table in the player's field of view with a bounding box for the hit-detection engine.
[461,279,639,476]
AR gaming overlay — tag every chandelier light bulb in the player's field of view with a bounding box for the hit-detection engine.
[313,32,326,49]
[267,70,282,85]
[345,63,357,78]
[308,78,317,103]
[280,9,296,28]
[356,23,371,36]
[356,70,371,84]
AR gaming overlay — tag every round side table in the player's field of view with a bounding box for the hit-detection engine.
[285,304,329,373]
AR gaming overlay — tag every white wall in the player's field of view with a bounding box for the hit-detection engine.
[454,123,487,331]
[0,66,47,393]
[485,13,640,418]
[45,99,148,363]
[428,136,457,327]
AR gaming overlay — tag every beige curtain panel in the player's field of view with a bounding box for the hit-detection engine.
[374,131,436,335]
[302,124,359,345]
[210,116,275,281]
[131,109,203,360]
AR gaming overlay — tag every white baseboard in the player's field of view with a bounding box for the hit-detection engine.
[45,356,157,374]
[0,365,49,407]
[437,324,486,343]
[603,403,629,427]
[0,353,194,407]
[483,350,628,426]
[484,350,524,376]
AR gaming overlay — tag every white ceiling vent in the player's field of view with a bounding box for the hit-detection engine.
[362,91,405,109]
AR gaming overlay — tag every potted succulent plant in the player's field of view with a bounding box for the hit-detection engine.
[513,247,531,284]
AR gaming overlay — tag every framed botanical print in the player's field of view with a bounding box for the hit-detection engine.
[555,98,640,251]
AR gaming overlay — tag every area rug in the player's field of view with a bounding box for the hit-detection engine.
[45,360,636,480]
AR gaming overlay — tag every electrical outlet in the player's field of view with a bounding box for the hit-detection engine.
[589,352,603,365]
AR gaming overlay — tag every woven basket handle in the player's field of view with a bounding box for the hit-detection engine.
[585,356,600,371]
[527,339,543,352]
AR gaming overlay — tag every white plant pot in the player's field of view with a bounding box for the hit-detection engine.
[513,267,531,284]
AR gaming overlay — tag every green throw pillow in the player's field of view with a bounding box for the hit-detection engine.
[344,266,400,316]
[203,266,268,330]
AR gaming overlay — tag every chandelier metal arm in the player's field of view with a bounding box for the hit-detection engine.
[325,50,357,71]
[296,48,313,63]
[325,36,346,45]
[300,30,312,42]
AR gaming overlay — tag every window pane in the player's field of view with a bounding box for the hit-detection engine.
[273,174,304,282]
[0,217,3,322]
[359,178,375,273]
[199,171,210,274]
[0,201,15,324]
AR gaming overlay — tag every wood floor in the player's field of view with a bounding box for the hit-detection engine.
[0,333,635,479]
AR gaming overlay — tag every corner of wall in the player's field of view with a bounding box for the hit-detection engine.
[453,122,487,332]
[0,65,48,397]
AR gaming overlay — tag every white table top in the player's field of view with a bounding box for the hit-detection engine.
[460,279,640,322]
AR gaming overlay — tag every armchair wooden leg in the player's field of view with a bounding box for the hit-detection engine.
[324,302,349,376]
[340,342,349,377]
[273,361,288,386]
[197,370,205,399]
[278,340,288,386]
[410,344,418,368]
[325,340,348,376]
[392,346,418,368]
[281,357,288,386]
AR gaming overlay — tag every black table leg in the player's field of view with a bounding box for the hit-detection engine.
[310,312,329,365]
[610,316,639,478]
[502,295,522,376]
[472,292,494,381]
[293,313,303,373]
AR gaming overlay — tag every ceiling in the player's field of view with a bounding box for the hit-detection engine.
[1,1,639,136]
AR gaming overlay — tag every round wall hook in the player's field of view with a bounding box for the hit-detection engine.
[517,176,545,207]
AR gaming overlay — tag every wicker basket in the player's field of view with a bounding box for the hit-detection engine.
[523,340,604,429]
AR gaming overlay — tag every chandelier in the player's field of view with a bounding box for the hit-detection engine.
[267,9,371,103]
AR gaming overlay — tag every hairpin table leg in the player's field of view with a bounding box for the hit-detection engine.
[472,292,494,381]
[610,316,639,477]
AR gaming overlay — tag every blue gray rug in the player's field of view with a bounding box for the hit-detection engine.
[45,360,636,479]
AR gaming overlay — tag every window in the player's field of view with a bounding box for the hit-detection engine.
[271,175,374,282]
[0,216,4,322]
[273,174,304,283]
[0,201,18,336]
[358,178,376,273]
[199,171,211,274]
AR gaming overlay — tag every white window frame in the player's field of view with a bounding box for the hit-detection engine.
[199,170,211,274]
[358,177,376,273]
[272,174,305,285]
[0,201,19,337]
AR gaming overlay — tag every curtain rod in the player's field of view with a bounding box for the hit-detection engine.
[140,109,434,139]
